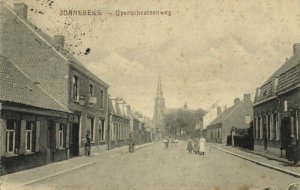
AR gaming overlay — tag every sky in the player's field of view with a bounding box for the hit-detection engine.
[8,0,300,118]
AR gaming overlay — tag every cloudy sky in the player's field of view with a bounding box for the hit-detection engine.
[9,0,300,117]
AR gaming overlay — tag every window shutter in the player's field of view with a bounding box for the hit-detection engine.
[55,123,60,149]
[19,120,26,154]
[63,125,66,148]
[266,115,270,139]
[270,114,274,140]
[32,123,36,152]
[277,112,281,140]
[65,124,69,148]
[0,119,6,157]
[35,121,40,152]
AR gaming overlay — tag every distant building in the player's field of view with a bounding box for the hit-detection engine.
[253,43,300,159]
[203,106,219,129]
[108,96,130,149]
[152,75,165,139]
[206,94,253,144]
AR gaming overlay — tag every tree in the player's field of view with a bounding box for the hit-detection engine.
[165,108,206,139]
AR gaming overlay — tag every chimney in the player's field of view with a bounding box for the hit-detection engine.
[234,98,240,105]
[127,105,131,113]
[109,97,117,111]
[14,2,28,19]
[122,103,128,116]
[54,35,65,50]
[293,43,300,55]
[244,94,251,102]
[217,106,222,116]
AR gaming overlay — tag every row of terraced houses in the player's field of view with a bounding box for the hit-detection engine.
[0,2,153,174]
[203,43,300,162]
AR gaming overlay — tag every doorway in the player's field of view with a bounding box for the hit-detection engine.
[47,120,55,162]
[69,123,79,157]
[281,117,291,159]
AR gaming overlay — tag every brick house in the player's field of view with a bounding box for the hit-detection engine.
[206,94,253,144]
[253,43,300,159]
[1,2,109,157]
[0,56,71,174]
[108,96,130,149]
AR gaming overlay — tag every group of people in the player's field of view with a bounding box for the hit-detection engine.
[187,137,206,155]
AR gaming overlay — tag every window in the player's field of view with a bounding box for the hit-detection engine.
[59,124,64,148]
[89,84,94,106]
[284,100,288,112]
[87,117,94,142]
[273,77,279,93]
[25,121,35,152]
[244,114,250,124]
[89,84,93,97]
[273,113,279,140]
[267,115,271,140]
[257,88,261,97]
[257,117,261,139]
[6,120,16,154]
[100,90,104,109]
[72,76,79,101]
[296,110,299,139]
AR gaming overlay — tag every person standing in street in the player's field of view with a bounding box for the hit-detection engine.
[199,136,206,155]
[84,133,91,156]
[290,134,299,166]
[129,133,135,153]
[187,138,193,153]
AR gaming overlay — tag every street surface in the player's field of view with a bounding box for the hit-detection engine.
[14,142,300,190]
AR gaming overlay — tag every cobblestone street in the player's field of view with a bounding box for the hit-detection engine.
[2,142,298,190]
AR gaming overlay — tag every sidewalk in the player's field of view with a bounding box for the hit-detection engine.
[0,142,154,190]
[209,143,300,177]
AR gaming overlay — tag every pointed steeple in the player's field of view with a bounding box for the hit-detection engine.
[153,75,165,139]
[157,75,163,97]
[184,101,188,111]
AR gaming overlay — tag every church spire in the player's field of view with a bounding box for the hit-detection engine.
[184,101,188,111]
[153,75,165,139]
[157,74,163,97]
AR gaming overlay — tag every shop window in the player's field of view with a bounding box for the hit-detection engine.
[87,117,94,142]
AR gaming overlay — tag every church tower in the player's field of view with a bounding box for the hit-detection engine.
[152,75,165,138]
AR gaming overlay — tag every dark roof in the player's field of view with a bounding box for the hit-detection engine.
[0,57,70,113]
[255,50,300,103]
[3,2,109,88]
[208,103,239,126]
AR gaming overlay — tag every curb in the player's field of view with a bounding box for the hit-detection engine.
[15,161,96,188]
[11,142,155,188]
[244,149,291,165]
[210,145,300,178]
